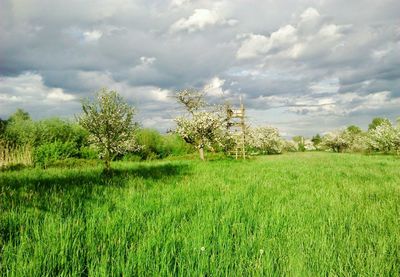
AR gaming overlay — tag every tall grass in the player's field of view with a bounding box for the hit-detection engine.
[0,141,33,168]
[0,152,399,275]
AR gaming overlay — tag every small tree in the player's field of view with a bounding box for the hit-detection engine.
[311,134,322,149]
[293,136,306,152]
[78,89,137,171]
[175,89,224,160]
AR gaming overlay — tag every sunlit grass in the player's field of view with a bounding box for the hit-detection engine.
[1,152,399,275]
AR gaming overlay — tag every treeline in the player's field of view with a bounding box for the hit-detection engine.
[0,109,193,168]
[245,117,400,155]
[315,118,400,154]
[1,88,399,169]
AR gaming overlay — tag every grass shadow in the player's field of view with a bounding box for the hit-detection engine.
[0,162,191,214]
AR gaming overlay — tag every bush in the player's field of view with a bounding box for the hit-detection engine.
[4,116,89,151]
[160,133,194,157]
[122,153,142,162]
[134,129,164,160]
[133,129,194,160]
[80,146,99,159]
[34,141,79,168]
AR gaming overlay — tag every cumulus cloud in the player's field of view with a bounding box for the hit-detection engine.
[236,8,347,61]
[170,4,237,33]
[203,77,229,97]
[0,72,79,118]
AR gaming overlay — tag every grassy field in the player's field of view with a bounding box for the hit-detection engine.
[1,152,399,276]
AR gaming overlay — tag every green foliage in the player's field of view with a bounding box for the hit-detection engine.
[3,111,89,150]
[162,133,194,156]
[0,118,7,138]
[368,117,391,130]
[34,141,79,168]
[347,125,363,134]
[292,136,306,152]
[135,128,164,160]
[311,134,322,148]
[1,153,399,275]
[4,117,37,146]
[8,108,31,122]
[79,146,99,159]
[121,153,142,162]
[35,118,88,147]
[134,129,194,160]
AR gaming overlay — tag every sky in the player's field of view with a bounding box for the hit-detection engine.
[0,0,399,137]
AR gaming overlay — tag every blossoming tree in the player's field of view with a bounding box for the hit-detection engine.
[78,88,137,172]
[175,89,225,160]
[367,121,400,154]
[247,126,284,154]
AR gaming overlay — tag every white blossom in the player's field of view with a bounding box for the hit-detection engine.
[247,126,284,154]
[367,122,400,154]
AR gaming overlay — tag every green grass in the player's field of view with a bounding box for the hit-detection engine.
[1,152,399,276]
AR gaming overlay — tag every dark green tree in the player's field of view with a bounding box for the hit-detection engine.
[8,108,31,122]
[311,134,322,147]
[347,125,363,134]
[368,117,391,130]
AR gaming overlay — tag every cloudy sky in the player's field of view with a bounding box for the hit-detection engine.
[1,0,399,137]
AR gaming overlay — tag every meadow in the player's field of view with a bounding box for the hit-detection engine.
[1,152,399,276]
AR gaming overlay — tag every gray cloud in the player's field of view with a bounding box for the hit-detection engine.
[0,0,399,136]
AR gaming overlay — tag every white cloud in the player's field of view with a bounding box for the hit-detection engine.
[47,88,76,101]
[237,24,298,59]
[170,9,221,33]
[148,87,171,102]
[170,6,237,33]
[140,56,156,66]
[83,30,103,42]
[236,7,350,60]
[0,72,78,118]
[0,73,76,102]
[204,76,229,96]
[236,34,270,59]
[300,7,320,21]
[170,0,190,7]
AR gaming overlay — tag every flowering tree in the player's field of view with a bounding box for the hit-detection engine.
[175,89,224,160]
[321,130,350,153]
[247,126,284,154]
[78,88,137,171]
[367,121,400,154]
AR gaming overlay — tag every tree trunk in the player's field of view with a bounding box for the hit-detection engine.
[104,150,111,173]
[199,147,205,161]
